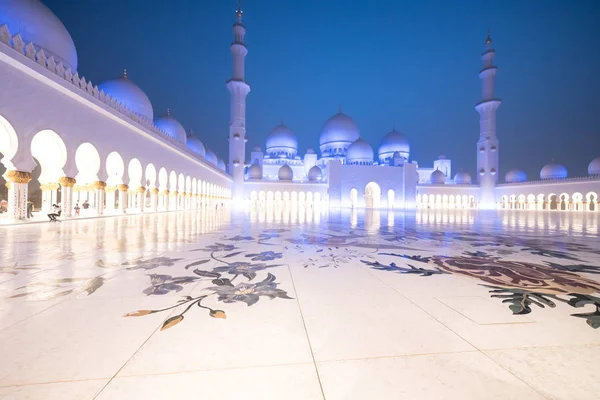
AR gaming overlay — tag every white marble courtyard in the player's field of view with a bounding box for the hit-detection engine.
[0,208,599,399]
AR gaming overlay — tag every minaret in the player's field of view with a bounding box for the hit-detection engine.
[226,0,250,202]
[475,30,501,209]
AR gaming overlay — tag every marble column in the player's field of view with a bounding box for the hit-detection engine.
[59,177,76,217]
[94,181,107,216]
[171,191,178,211]
[137,187,146,213]
[151,188,159,212]
[5,170,32,221]
[118,184,128,214]
[105,186,117,212]
[160,190,169,211]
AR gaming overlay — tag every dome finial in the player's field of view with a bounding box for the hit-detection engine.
[166,108,171,116]
[236,0,243,19]
[123,68,128,79]
[485,28,492,46]
[338,104,342,113]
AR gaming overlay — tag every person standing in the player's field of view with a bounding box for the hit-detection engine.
[26,200,34,219]
[74,202,80,217]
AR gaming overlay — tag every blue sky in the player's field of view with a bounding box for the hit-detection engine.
[44,0,600,178]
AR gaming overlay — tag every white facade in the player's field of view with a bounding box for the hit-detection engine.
[0,0,231,222]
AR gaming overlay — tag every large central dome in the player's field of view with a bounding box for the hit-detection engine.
[265,123,297,158]
[319,111,360,157]
[0,0,78,71]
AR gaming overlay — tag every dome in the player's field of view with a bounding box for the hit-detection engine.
[319,111,360,157]
[378,129,410,163]
[588,157,600,175]
[265,123,298,158]
[346,138,373,165]
[205,148,218,166]
[154,111,186,143]
[540,162,567,180]
[0,0,78,71]
[252,145,261,152]
[430,169,446,184]
[308,165,323,182]
[217,159,226,171]
[98,74,154,120]
[454,170,472,185]
[306,148,315,154]
[505,169,527,183]
[278,164,293,181]
[248,164,262,180]
[186,136,206,157]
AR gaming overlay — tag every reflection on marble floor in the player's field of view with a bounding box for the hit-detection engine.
[1,207,599,399]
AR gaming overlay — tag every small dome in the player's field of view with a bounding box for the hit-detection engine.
[430,169,446,184]
[248,164,262,179]
[319,111,360,156]
[266,123,297,158]
[346,138,373,165]
[154,111,186,143]
[205,148,218,166]
[217,159,226,171]
[252,145,261,152]
[505,169,527,183]
[278,164,293,181]
[454,170,472,184]
[186,136,206,157]
[308,165,323,182]
[588,157,600,175]
[540,162,567,180]
[306,148,315,154]
[0,0,78,71]
[378,129,410,163]
[98,74,154,120]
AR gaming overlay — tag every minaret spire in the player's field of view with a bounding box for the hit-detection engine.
[475,30,501,209]
[227,0,251,204]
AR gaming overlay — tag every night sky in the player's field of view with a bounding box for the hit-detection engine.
[43,0,600,179]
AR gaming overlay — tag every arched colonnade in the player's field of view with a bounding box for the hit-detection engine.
[0,116,230,221]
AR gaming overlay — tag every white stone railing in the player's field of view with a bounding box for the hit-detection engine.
[0,24,227,175]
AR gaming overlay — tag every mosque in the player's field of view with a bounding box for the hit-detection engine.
[0,0,599,223]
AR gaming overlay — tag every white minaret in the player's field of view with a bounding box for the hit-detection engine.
[227,1,250,203]
[475,30,501,209]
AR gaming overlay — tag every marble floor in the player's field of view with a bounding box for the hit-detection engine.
[0,207,599,399]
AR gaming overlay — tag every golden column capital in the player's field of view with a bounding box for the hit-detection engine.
[59,177,77,187]
[151,188,160,195]
[161,189,170,196]
[105,185,118,193]
[171,191,179,197]
[93,181,107,190]
[5,170,32,184]
[117,184,129,192]
[48,183,60,191]
[137,186,146,194]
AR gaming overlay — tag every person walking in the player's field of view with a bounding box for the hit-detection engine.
[74,202,80,217]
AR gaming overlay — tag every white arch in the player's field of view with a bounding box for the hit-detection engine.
[145,163,157,188]
[106,151,125,186]
[30,130,67,184]
[158,167,168,190]
[128,158,143,188]
[365,182,381,209]
[0,114,19,170]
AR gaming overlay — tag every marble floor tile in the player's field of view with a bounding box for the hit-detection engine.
[0,296,175,386]
[485,345,600,400]
[96,364,324,400]
[0,209,599,398]
[0,379,108,400]
[317,352,547,399]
